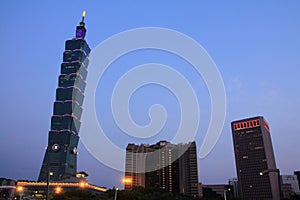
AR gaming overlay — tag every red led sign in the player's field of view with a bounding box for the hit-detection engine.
[263,120,270,131]
[233,119,260,131]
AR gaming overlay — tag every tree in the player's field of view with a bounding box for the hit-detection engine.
[51,189,99,200]
[52,187,202,200]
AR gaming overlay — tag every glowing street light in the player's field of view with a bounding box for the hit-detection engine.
[79,181,88,188]
[122,177,132,184]
[55,187,62,194]
[16,186,24,200]
[16,186,23,192]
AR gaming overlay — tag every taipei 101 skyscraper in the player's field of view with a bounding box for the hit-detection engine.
[38,12,91,182]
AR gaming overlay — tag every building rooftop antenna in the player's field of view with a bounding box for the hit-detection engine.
[81,11,86,23]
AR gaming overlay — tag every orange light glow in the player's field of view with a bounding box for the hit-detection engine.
[55,187,62,194]
[122,178,132,184]
[16,186,23,192]
[79,181,88,188]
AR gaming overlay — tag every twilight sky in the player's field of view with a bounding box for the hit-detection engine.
[0,1,299,189]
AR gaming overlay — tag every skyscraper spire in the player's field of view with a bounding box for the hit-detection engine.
[76,11,87,39]
[81,11,86,23]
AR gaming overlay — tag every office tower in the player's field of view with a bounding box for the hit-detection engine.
[124,141,199,197]
[38,13,91,182]
[281,175,300,195]
[231,116,280,200]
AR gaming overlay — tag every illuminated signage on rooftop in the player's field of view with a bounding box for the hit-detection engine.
[233,119,260,131]
[233,118,270,132]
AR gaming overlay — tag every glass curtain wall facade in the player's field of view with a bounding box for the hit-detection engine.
[38,18,90,182]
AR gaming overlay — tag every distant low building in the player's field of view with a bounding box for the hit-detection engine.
[202,184,233,198]
[14,179,106,199]
[281,175,300,195]
[0,177,16,199]
[281,183,295,199]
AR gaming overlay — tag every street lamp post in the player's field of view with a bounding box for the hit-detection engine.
[223,187,231,200]
[114,188,118,200]
[223,190,227,200]
[46,171,53,200]
[16,186,24,200]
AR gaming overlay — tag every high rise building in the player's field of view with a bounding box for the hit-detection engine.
[38,12,91,182]
[124,141,199,197]
[231,116,280,200]
[145,141,180,194]
[125,143,148,189]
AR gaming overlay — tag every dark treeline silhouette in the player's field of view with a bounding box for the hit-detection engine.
[51,186,242,200]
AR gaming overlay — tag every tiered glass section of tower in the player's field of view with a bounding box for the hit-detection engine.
[38,16,90,182]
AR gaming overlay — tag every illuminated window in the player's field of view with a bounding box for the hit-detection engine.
[234,124,238,130]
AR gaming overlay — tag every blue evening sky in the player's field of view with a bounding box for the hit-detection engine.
[0,1,299,189]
